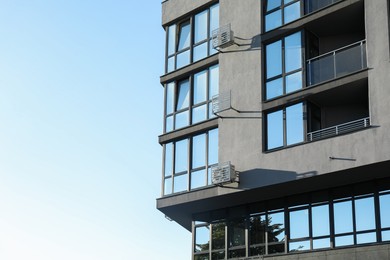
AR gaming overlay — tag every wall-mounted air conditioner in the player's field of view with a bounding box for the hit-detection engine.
[212,24,234,49]
[211,161,236,185]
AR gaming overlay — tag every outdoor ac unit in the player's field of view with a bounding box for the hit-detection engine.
[211,161,236,185]
[212,91,231,114]
[212,24,234,49]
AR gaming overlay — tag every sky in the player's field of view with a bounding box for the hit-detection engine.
[0,1,190,259]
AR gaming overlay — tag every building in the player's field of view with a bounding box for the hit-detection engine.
[157,0,390,259]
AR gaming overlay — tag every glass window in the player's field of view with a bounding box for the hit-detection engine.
[267,110,283,150]
[380,194,390,228]
[355,197,375,231]
[268,211,285,242]
[334,200,353,234]
[312,204,329,237]
[229,219,245,247]
[212,222,226,250]
[290,209,309,239]
[178,21,190,51]
[264,0,301,32]
[177,80,190,110]
[195,11,208,43]
[286,103,304,145]
[194,70,207,104]
[175,139,188,174]
[285,32,302,73]
[208,128,218,165]
[167,24,176,56]
[266,40,282,79]
[193,134,206,169]
[164,143,173,177]
[195,225,210,252]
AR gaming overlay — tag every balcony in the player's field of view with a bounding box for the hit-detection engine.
[307,40,367,86]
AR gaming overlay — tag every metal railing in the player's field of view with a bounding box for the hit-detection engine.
[306,40,367,86]
[307,117,370,142]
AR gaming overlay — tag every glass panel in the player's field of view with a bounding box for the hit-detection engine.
[193,134,206,169]
[177,50,190,69]
[166,82,175,114]
[209,4,219,33]
[266,40,282,79]
[289,240,310,252]
[195,10,208,43]
[178,21,190,51]
[164,143,173,177]
[307,54,334,86]
[191,169,206,189]
[285,32,302,73]
[382,230,390,241]
[229,249,246,258]
[268,212,285,242]
[193,105,207,124]
[380,194,390,228]
[176,80,189,110]
[194,70,207,104]
[164,177,172,195]
[195,226,210,252]
[209,102,215,119]
[357,232,376,244]
[284,2,301,24]
[268,244,285,254]
[285,71,302,93]
[250,246,265,256]
[265,10,282,32]
[335,44,364,77]
[194,43,208,62]
[284,0,295,4]
[167,24,176,55]
[312,204,330,237]
[167,56,175,73]
[165,115,173,132]
[335,235,353,247]
[175,110,189,129]
[194,254,209,260]
[286,103,304,145]
[209,65,219,98]
[212,222,226,250]
[208,129,218,165]
[290,209,309,239]
[355,197,375,231]
[173,174,187,193]
[266,77,283,100]
[229,219,245,247]
[211,251,225,260]
[267,110,283,149]
[313,238,331,249]
[175,139,188,173]
[210,39,218,55]
[249,215,266,245]
[267,0,282,11]
[208,167,212,185]
[334,201,353,234]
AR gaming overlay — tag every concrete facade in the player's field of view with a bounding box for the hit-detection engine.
[157,0,390,259]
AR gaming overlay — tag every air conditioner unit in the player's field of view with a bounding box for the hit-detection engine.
[212,24,234,49]
[211,161,236,185]
[212,91,231,114]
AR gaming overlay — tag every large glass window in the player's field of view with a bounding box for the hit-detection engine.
[266,103,304,150]
[265,31,303,100]
[164,65,219,132]
[163,128,218,195]
[165,3,219,73]
[264,0,301,32]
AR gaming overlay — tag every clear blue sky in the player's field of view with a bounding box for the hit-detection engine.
[0,1,190,259]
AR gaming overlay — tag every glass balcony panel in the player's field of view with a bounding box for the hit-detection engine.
[307,54,334,86]
[335,44,365,78]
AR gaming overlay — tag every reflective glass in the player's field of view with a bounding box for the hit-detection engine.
[286,103,304,145]
[174,174,188,193]
[164,177,172,195]
[209,103,216,119]
[212,222,226,250]
[210,39,218,55]
[267,110,283,149]
[167,56,175,73]
[268,211,285,242]
[166,82,174,114]
[265,10,282,32]
[194,43,208,62]
[355,197,375,231]
[177,50,190,69]
[165,115,173,132]
[209,4,219,33]
[178,21,190,51]
[193,134,206,169]
[191,169,206,189]
[175,139,188,173]
[164,143,173,177]
[380,194,390,228]
[313,238,330,249]
[175,110,189,129]
[289,240,310,252]
[208,129,218,165]
[208,167,212,185]
[167,24,176,55]
[266,77,283,99]
[229,219,245,247]
[209,65,219,98]
[211,251,225,260]
[312,204,330,237]
[285,32,302,73]
[334,201,353,234]
[249,215,266,245]
[193,105,207,124]
[177,80,190,110]
[382,230,390,241]
[284,0,295,4]
[290,209,309,239]
[286,71,302,93]
[194,70,207,104]
[335,235,353,247]
[284,2,301,24]
[194,254,209,260]
[268,244,285,254]
[195,10,208,43]
[267,0,282,11]
[195,226,210,252]
[266,40,282,79]
[357,232,376,244]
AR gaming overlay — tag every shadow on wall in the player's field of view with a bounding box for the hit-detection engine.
[239,168,318,189]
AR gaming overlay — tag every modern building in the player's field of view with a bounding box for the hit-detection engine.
[157,0,390,259]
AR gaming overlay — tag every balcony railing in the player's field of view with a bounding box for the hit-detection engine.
[306,40,367,86]
[307,117,370,142]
